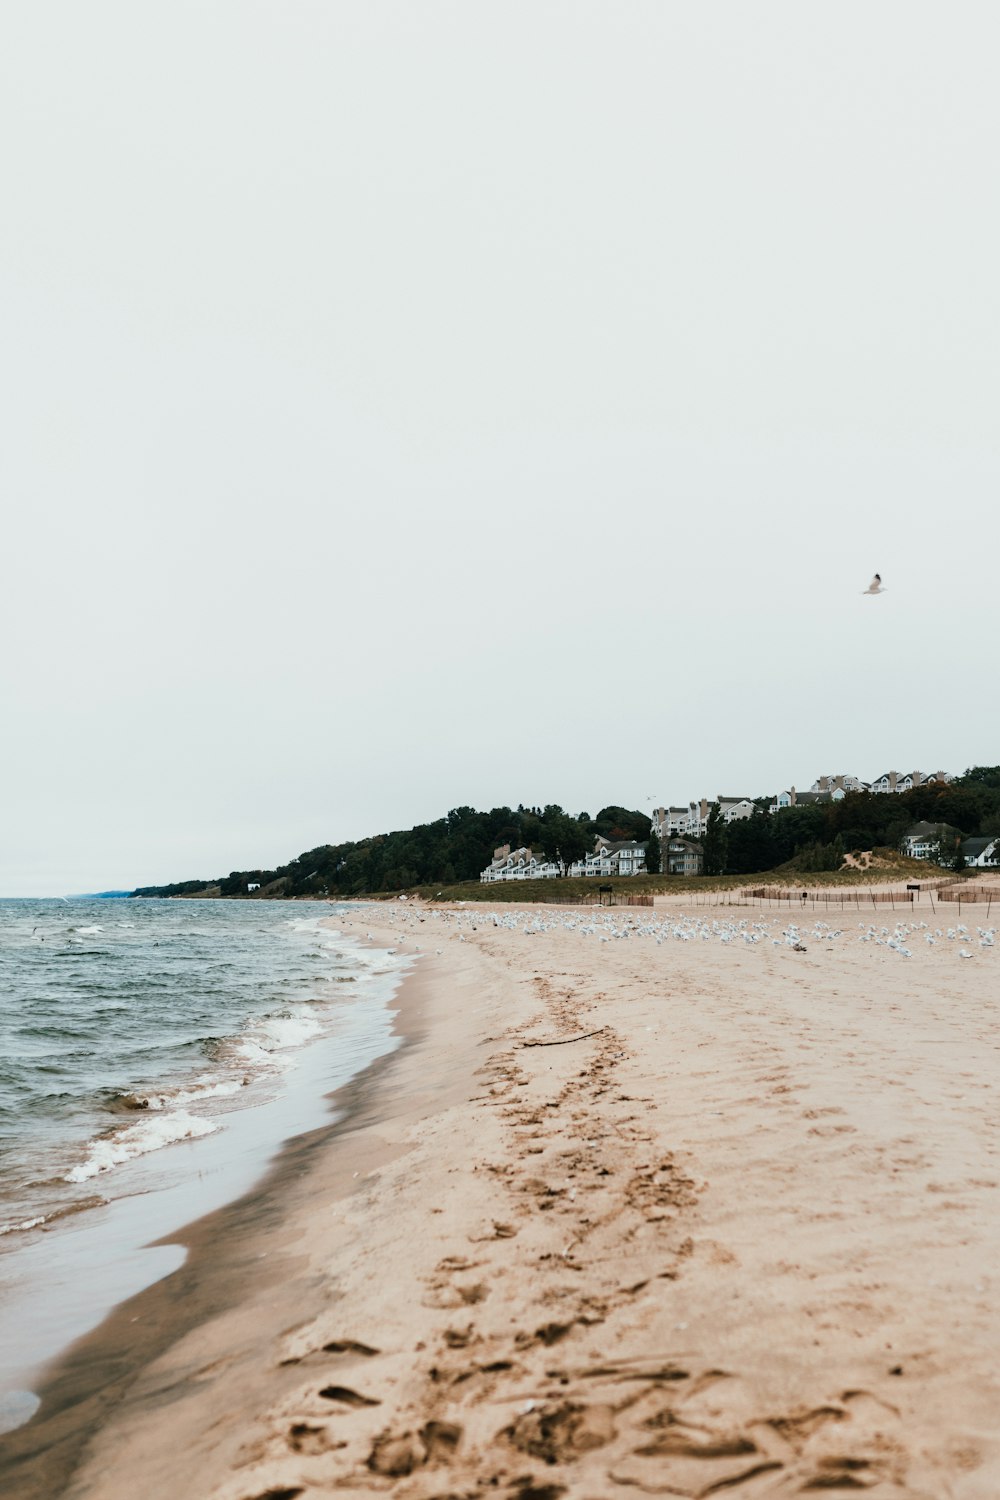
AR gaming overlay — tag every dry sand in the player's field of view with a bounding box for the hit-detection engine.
[4,896,1000,1499]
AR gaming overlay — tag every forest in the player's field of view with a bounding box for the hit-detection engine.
[706,765,1000,876]
[131,768,1000,898]
[131,804,652,899]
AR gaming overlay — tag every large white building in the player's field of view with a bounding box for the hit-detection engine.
[651,802,707,839]
[960,837,1000,868]
[479,846,564,883]
[651,796,753,843]
[811,774,865,796]
[652,768,959,845]
[567,836,647,878]
[867,769,953,795]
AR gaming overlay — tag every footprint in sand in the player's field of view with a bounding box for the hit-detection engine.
[287,1421,347,1455]
[318,1384,381,1407]
[367,1419,463,1475]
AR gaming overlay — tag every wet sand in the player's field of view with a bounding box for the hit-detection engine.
[4,897,1000,1498]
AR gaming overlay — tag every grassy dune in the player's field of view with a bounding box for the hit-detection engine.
[372,852,946,904]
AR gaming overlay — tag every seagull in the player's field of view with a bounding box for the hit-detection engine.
[863,572,886,595]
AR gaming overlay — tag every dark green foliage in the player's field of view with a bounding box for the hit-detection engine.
[131,768,1000,898]
[960,765,1000,788]
[793,837,846,873]
[645,829,661,875]
[133,802,653,899]
[540,809,591,874]
[702,803,728,877]
[131,878,217,898]
[593,806,652,841]
[724,812,776,874]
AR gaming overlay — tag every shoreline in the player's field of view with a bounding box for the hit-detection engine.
[4,898,1000,1497]
[0,914,429,1498]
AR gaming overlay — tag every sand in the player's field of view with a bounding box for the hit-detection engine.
[4,894,1000,1499]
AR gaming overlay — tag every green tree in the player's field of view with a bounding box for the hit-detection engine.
[645,829,661,874]
[702,802,728,876]
[541,812,590,875]
[931,826,960,867]
[961,766,1000,789]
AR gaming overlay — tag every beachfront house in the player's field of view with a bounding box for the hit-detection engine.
[480,845,564,883]
[652,806,692,838]
[567,836,647,878]
[653,797,752,835]
[769,787,832,813]
[901,822,959,861]
[870,771,900,795]
[718,797,755,824]
[651,802,709,840]
[869,769,953,795]
[811,774,865,796]
[666,838,703,876]
[960,837,1000,868]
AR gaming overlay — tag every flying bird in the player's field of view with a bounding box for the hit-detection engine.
[863,573,886,595]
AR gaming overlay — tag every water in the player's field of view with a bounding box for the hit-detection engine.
[0,897,406,1429]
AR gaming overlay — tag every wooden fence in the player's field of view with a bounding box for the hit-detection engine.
[542,891,655,908]
[934,885,997,911]
[742,887,915,908]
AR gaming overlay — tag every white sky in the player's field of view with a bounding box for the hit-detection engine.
[2,3,998,895]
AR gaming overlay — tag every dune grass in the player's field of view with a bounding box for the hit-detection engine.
[365,851,946,904]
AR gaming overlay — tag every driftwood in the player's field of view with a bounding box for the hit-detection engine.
[521,1027,606,1048]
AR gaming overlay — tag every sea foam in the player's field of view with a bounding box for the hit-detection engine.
[66,1110,217,1183]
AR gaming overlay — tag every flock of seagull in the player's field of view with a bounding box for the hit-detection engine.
[359,903,995,964]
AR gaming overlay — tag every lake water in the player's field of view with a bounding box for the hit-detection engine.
[0,897,407,1431]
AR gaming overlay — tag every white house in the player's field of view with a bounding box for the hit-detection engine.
[718,797,755,824]
[568,836,647,878]
[480,845,564,883]
[901,822,950,861]
[651,802,709,840]
[869,769,953,795]
[651,805,692,837]
[811,774,865,796]
[960,837,1000,868]
[769,787,832,813]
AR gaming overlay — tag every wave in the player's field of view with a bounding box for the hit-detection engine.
[102,1075,244,1114]
[0,1195,106,1237]
[66,1111,217,1183]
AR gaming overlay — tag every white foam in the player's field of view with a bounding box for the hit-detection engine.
[136,1075,244,1110]
[66,1110,217,1183]
[238,1011,324,1058]
[0,1215,47,1237]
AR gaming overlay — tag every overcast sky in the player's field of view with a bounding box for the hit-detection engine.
[2,3,998,895]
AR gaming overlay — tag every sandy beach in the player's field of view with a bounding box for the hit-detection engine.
[4,892,1000,1499]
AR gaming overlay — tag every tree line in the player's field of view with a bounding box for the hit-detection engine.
[131,768,1000,898]
[131,804,653,899]
[701,766,1000,876]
